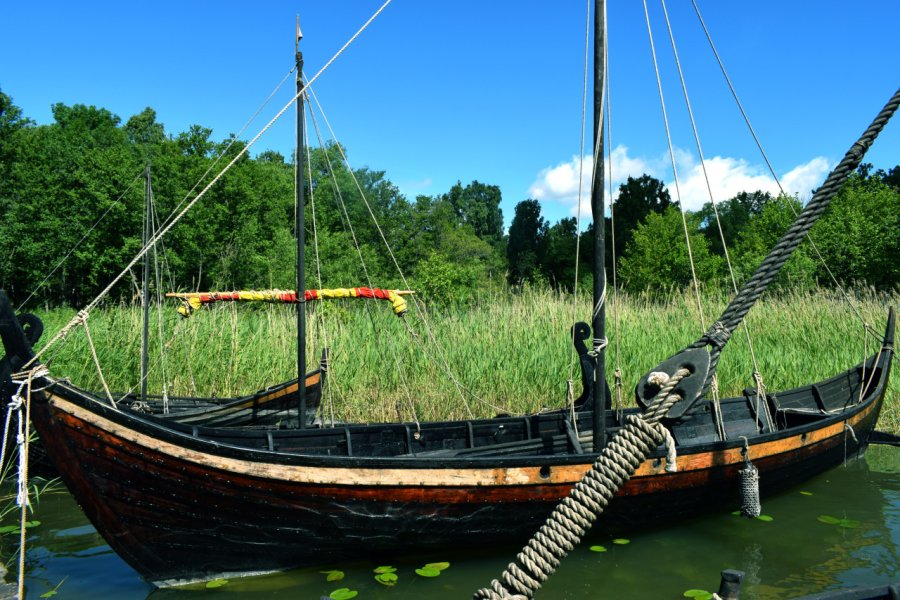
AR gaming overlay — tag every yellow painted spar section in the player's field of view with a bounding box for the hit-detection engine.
[47,392,874,489]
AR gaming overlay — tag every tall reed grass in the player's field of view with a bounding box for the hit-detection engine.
[33,287,898,433]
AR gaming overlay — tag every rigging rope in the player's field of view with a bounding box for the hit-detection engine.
[565,0,592,432]
[21,0,394,369]
[689,0,879,342]
[304,79,500,418]
[694,87,900,392]
[642,0,707,333]
[658,0,764,435]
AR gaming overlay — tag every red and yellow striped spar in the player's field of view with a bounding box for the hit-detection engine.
[165,288,414,317]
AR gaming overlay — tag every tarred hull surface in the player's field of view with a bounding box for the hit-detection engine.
[30,361,889,585]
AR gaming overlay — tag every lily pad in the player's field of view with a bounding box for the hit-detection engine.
[329,588,358,600]
[612,538,630,545]
[818,515,841,525]
[799,491,813,496]
[373,565,397,574]
[205,578,228,589]
[424,562,450,571]
[683,590,713,599]
[756,515,774,522]
[320,570,345,582]
[589,545,607,553]
[416,567,442,578]
[375,572,398,586]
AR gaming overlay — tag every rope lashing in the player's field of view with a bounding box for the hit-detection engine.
[588,337,608,357]
[738,437,761,518]
[473,368,689,600]
[689,87,900,396]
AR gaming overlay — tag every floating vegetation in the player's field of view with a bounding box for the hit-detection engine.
[204,578,228,588]
[328,588,358,600]
[611,538,630,545]
[799,491,813,496]
[683,589,713,599]
[589,545,607,553]
[817,515,861,528]
[0,521,39,534]
[39,576,67,598]
[415,562,450,577]
[756,514,774,522]
[373,566,398,587]
[320,569,345,582]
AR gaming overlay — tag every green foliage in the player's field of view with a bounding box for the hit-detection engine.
[731,196,817,289]
[611,174,676,260]
[441,180,504,245]
[618,207,722,291]
[507,199,547,285]
[806,172,899,288]
[697,190,772,255]
[0,92,897,310]
[328,588,358,600]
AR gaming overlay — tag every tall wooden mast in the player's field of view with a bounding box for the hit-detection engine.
[296,17,308,427]
[140,164,151,404]
[591,0,608,451]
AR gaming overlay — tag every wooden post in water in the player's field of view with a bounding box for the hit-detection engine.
[295,17,308,428]
[591,0,608,452]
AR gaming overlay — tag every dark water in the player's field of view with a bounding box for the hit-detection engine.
[11,446,900,599]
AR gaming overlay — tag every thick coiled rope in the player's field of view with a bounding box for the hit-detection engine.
[473,368,689,599]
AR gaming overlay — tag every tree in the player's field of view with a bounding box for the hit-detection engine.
[696,190,772,256]
[618,207,722,291]
[807,172,899,288]
[506,199,547,286]
[611,175,675,261]
[441,180,504,245]
[732,196,817,289]
[540,217,589,291]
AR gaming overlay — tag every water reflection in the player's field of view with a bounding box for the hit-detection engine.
[9,446,898,599]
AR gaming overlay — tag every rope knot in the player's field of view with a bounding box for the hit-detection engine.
[702,320,731,349]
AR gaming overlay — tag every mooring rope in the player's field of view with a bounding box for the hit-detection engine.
[473,368,688,599]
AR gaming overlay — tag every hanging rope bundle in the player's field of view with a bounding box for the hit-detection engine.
[738,438,761,518]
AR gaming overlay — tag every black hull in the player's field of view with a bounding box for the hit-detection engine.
[27,334,891,585]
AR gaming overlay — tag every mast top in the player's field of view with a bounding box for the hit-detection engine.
[296,15,303,50]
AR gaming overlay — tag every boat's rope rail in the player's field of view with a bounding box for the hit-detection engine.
[473,368,687,600]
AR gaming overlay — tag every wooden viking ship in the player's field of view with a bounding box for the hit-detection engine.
[1,0,897,592]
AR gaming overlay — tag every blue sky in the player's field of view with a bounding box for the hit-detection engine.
[3,1,898,227]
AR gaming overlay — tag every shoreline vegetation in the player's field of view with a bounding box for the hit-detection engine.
[32,286,898,435]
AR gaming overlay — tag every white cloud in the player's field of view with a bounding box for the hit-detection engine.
[527,145,666,217]
[667,155,831,211]
[780,157,831,199]
[529,147,832,216]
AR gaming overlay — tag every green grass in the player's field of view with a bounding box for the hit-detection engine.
[32,286,898,433]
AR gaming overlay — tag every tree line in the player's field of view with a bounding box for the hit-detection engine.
[0,92,897,308]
